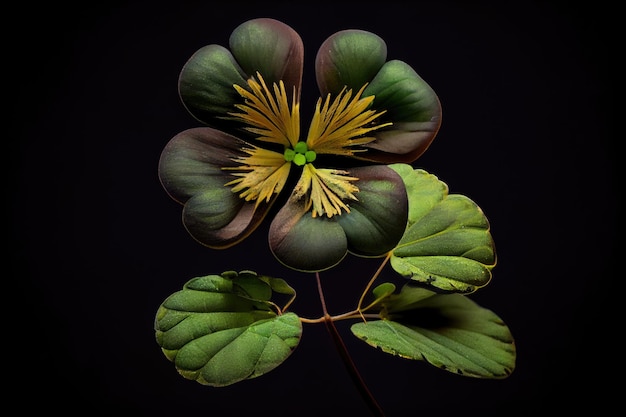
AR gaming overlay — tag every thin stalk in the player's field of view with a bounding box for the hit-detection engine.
[300,312,380,324]
[315,272,386,417]
[357,252,392,313]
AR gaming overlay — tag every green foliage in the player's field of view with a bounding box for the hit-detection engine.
[390,165,496,293]
[154,18,516,412]
[154,166,515,386]
[352,284,515,378]
[155,271,302,386]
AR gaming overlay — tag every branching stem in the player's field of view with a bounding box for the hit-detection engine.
[315,271,386,417]
[357,251,392,315]
[300,252,392,324]
[299,312,379,324]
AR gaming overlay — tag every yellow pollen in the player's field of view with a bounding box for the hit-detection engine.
[292,164,359,218]
[230,72,299,148]
[226,74,390,218]
[305,84,391,156]
[224,145,291,208]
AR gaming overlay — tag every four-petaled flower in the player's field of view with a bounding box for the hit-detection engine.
[158,18,441,272]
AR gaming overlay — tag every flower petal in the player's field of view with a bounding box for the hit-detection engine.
[269,197,347,272]
[229,18,304,99]
[315,29,387,96]
[178,45,249,130]
[158,127,276,248]
[179,18,304,135]
[336,165,408,257]
[183,190,268,248]
[159,127,248,203]
[315,30,441,164]
[360,60,442,163]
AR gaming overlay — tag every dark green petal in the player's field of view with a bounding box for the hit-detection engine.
[269,197,347,272]
[315,30,387,96]
[158,127,248,203]
[315,29,441,165]
[158,127,275,248]
[359,60,442,163]
[229,18,304,98]
[178,45,249,130]
[183,192,270,248]
[336,166,408,257]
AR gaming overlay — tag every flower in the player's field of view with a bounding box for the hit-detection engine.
[158,18,442,272]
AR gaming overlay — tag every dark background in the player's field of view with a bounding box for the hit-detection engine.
[10,1,616,415]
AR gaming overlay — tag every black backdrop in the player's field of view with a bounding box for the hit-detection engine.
[10,1,616,415]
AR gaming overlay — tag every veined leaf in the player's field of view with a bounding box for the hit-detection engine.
[389,165,496,293]
[154,271,302,386]
[351,284,515,379]
[372,282,396,300]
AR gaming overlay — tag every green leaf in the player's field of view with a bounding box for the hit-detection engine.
[375,282,435,312]
[154,271,302,386]
[389,165,496,293]
[363,282,397,311]
[372,282,396,300]
[351,285,516,379]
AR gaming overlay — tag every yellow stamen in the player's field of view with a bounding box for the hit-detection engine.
[292,164,359,218]
[305,84,391,156]
[230,72,300,148]
[226,74,391,218]
[224,145,291,207]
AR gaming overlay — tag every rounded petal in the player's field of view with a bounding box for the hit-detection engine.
[359,60,442,163]
[183,190,269,249]
[158,127,248,203]
[336,166,408,257]
[315,29,441,165]
[158,127,276,248]
[179,18,304,135]
[315,29,387,96]
[229,18,304,98]
[178,45,249,130]
[269,197,347,272]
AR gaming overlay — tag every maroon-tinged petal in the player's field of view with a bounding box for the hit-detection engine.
[183,190,271,249]
[315,29,441,165]
[178,45,249,131]
[269,197,347,272]
[315,29,387,96]
[158,127,277,249]
[358,60,442,163]
[336,165,408,256]
[158,127,249,204]
[229,18,304,99]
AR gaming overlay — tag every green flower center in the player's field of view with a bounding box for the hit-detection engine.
[226,72,390,218]
[284,141,317,166]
